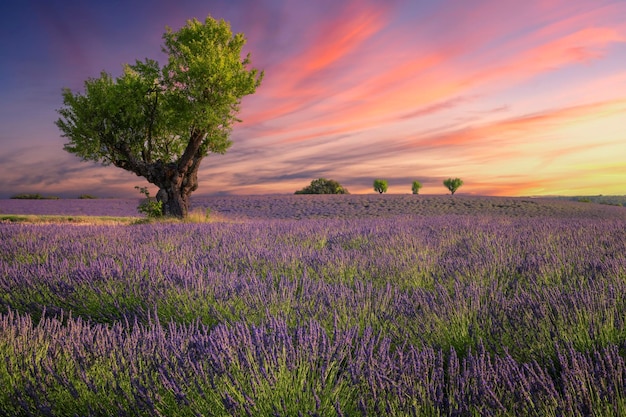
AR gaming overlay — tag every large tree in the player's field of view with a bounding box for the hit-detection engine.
[56,16,263,217]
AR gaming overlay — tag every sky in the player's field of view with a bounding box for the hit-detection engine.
[1,0,625,198]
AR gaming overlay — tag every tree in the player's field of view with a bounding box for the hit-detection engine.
[373,179,388,194]
[295,178,349,194]
[411,180,422,195]
[443,178,463,195]
[56,16,263,217]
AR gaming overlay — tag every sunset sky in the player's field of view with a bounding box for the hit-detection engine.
[1,0,625,198]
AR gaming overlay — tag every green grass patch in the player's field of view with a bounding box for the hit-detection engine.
[0,214,137,225]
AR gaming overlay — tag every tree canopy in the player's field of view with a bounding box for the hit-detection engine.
[373,179,388,194]
[295,178,349,194]
[56,16,263,217]
[443,178,463,195]
[411,181,422,194]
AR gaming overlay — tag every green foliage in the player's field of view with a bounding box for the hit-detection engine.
[57,16,263,165]
[411,180,422,195]
[443,177,463,195]
[295,178,349,194]
[55,15,263,216]
[0,215,134,224]
[11,193,43,199]
[135,186,163,218]
[373,179,388,194]
[78,194,97,199]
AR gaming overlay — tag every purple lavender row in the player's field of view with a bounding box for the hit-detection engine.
[2,195,625,219]
[2,218,625,358]
[1,310,625,416]
[0,198,140,217]
[192,194,626,220]
[2,216,626,414]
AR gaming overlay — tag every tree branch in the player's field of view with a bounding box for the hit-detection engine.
[177,128,205,175]
[113,142,149,178]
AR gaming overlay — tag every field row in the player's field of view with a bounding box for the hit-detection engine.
[1,215,626,415]
[2,194,626,220]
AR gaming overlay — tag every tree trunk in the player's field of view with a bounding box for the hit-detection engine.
[157,185,190,217]
[142,134,204,218]
[153,161,200,218]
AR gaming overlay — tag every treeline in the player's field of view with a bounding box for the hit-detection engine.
[296,178,464,195]
[9,194,97,200]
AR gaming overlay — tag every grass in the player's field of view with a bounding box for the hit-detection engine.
[0,214,136,225]
[0,208,227,225]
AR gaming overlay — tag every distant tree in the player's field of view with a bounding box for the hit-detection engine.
[56,15,263,218]
[10,193,60,200]
[411,181,422,195]
[295,178,349,194]
[373,179,388,194]
[10,193,44,200]
[443,178,463,195]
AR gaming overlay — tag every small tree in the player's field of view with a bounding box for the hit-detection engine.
[295,178,349,194]
[443,178,463,195]
[56,16,263,218]
[411,181,422,195]
[135,186,163,218]
[373,179,388,194]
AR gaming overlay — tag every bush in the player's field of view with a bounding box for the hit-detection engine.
[411,181,422,195]
[10,193,60,200]
[443,178,463,195]
[295,178,349,194]
[78,194,97,199]
[10,193,43,199]
[373,179,388,194]
[135,186,163,218]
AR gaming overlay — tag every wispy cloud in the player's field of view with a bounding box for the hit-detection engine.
[2,0,626,197]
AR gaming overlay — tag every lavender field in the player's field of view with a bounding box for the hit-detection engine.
[1,195,626,416]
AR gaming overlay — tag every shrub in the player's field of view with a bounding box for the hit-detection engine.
[443,178,463,195]
[295,178,349,194]
[10,193,43,199]
[135,186,163,218]
[373,179,388,194]
[10,193,60,200]
[78,194,97,199]
[411,181,422,195]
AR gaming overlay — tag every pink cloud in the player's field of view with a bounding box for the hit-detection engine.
[410,98,626,149]
[242,1,625,149]
[240,1,418,133]
[488,27,624,78]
